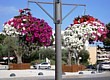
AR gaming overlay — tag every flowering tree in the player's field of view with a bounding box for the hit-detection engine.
[103,23,110,46]
[3,8,53,63]
[63,15,107,65]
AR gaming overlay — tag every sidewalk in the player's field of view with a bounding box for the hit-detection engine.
[0,69,55,78]
[0,69,107,79]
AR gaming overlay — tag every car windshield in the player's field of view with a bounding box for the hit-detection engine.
[101,62,110,64]
[41,62,48,65]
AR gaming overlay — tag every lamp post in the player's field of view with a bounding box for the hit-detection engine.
[54,0,62,80]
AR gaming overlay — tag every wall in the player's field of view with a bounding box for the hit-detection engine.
[88,46,97,64]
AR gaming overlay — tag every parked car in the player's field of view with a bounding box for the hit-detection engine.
[34,62,51,69]
[86,65,95,70]
[98,62,110,70]
[0,65,9,70]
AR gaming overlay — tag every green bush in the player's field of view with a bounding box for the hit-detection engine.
[50,59,55,65]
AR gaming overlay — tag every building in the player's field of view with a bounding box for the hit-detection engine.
[88,46,97,65]
[88,46,110,65]
[97,47,110,63]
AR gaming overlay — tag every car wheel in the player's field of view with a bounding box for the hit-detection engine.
[33,66,37,69]
[39,66,40,69]
[47,66,51,69]
[34,67,36,69]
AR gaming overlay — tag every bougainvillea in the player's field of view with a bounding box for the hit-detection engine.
[3,8,53,46]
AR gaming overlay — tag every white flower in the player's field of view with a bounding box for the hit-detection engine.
[101,28,104,31]
[92,35,96,38]
[21,23,24,26]
[3,23,20,36]
[11,22,14,25]
[22,27,25,30]
[64,20,106,50]
[97,33,101,37]
[23,19,27,21]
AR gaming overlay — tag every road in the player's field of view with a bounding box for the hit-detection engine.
[1,76,110,80]
[1,72,110,80]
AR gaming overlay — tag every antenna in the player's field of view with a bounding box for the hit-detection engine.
[27,0,30,8]
[84,6,86,15]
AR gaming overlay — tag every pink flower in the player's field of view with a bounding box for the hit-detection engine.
[3,8,53,47]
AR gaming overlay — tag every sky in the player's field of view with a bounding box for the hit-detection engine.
[0,0,110,32]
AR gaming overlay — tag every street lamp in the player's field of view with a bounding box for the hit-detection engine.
[28,1,86,80]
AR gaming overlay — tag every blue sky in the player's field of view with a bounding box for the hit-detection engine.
[0,0,110,32]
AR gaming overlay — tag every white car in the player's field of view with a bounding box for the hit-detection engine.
[0,65,9,70]
[35,62,51,69]
[99,62,110,70]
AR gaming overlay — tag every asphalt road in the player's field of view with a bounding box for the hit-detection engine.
[1,75,110,80]
[1,76,110,80]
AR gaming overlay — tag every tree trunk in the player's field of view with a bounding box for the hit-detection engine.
[16,54,22,64]
[77,58,79,65]
[73,48,78,64]
[14,50,22,64]
[67,51,71,66]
